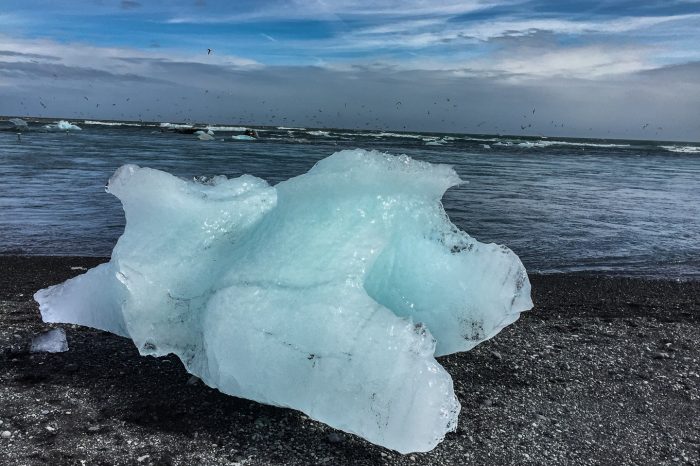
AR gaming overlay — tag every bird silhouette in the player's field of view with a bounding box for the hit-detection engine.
[207,48,212,55]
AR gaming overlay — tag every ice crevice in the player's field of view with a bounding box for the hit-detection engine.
[34,149,532,453]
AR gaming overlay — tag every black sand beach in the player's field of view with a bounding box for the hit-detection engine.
[1,256,698,465]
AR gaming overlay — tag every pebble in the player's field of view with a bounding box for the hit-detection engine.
[490,350,503,360]
[88,426,100,432]
[1,431,11,439]
[327,432,343,443]
[186,375,200,386]
[137,454,150,462]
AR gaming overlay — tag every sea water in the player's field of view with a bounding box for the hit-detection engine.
[1,121,699,278]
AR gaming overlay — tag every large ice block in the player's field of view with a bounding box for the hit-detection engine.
[35,149,532,453]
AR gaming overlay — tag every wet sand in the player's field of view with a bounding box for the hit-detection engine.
[1,256,698,465]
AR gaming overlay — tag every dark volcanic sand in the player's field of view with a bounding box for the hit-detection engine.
[1,256,699,466]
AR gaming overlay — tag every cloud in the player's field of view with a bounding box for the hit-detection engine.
[120,1,142,10]
[0,7,698,141]
[165,0,506,23]
[0,50,60,61]
[0,60,168,83]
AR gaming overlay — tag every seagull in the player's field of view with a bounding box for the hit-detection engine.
[207,48,212,55]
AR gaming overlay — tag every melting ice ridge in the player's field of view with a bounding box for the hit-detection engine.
[34,149,532,453]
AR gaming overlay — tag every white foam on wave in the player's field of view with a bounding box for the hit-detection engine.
[308,130,331,137]
[84,120,141,127]
[660,145,700,153]
[277,126,307,131]
[463,136,499,142]
[160,122,193,129]
[336,131,424,139]
[206,126,247,132]
[495,140,631,149]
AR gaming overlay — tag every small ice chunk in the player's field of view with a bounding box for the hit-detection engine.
[9,118,28,128]
[30,328,69,353]
[44,120,81,131]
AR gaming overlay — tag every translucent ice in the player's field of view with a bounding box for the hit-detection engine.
[30,328,69,353]
[44,120,81,131]
[34,149,532,453]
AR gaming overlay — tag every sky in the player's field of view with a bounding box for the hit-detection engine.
[1,0,699,141]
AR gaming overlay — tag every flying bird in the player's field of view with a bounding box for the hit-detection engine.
[207,48,212,55]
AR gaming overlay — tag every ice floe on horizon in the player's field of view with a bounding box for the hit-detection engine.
[44,120,81,131]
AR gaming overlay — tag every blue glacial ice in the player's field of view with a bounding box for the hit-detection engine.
[34,149,532,453]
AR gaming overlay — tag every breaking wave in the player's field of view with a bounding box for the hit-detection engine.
[660,145,700,153]
[205,126,247,132]
[495,140,631,149]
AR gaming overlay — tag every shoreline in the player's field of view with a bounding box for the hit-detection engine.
[1,256,699,465]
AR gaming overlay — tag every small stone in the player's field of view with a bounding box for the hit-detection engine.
[186,375,200,385]
[1,431,11,439]
[652,352,671,360]
[490,350,502,360]
[327,432,343,443]
[137,454,150,462]
[41,410,50,415]
[88,426,100,432]
[46,426,55,432]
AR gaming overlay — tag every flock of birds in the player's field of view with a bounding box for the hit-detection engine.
[12,48,668,137]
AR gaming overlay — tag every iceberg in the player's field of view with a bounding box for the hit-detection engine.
[30,328,69,353]
[44,120,82,131]
[34,149,532,453]
[9,118,28,129]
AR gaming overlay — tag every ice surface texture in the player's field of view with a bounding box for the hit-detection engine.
[34,149,532,453]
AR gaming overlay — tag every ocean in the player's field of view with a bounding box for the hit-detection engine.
[1,120,699,279]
